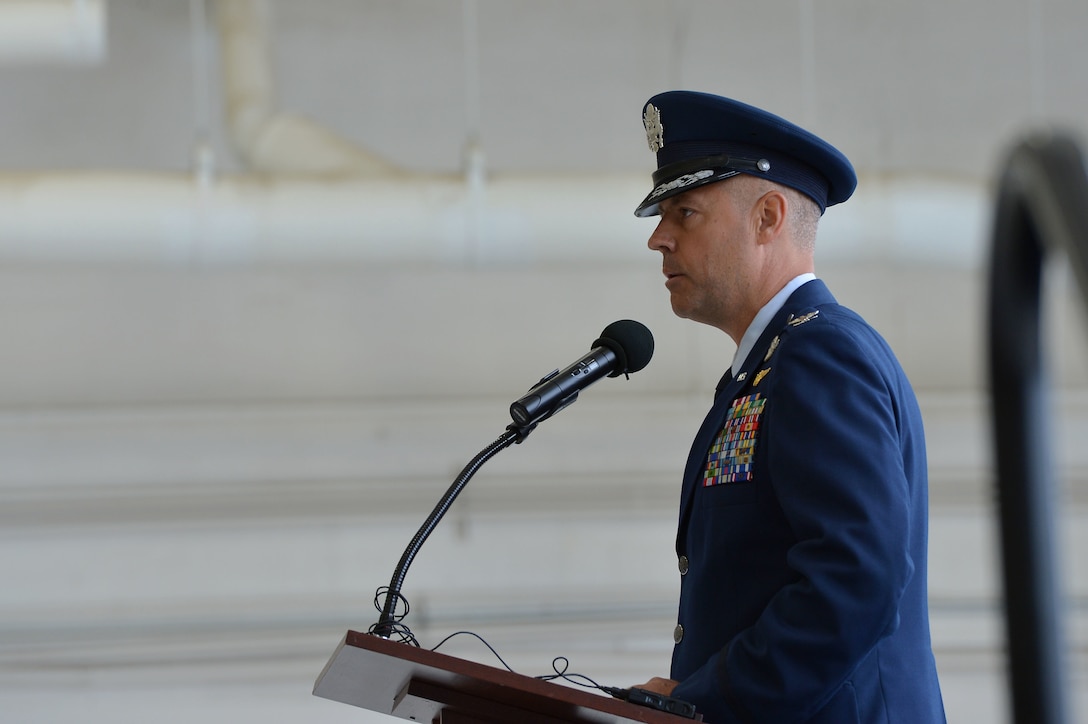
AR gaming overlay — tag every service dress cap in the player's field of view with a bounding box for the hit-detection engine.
[635,90,857,217]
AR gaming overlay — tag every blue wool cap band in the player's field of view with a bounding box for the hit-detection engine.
[635,91,857,217]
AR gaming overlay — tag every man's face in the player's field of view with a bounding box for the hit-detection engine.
[646,180,759,338]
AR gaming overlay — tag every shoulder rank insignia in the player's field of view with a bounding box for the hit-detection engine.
[787,310,820,327]
[752,368,771,387]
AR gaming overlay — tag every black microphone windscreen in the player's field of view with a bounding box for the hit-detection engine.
[595,319,654,376]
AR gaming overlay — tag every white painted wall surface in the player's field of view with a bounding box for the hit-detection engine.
[0,2,1086,722]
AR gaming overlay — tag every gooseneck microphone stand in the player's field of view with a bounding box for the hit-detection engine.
[371,425,521,639]
[368,319,653,641]
[370,406,566,639]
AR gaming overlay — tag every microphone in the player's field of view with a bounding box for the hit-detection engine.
[509,320,654,429]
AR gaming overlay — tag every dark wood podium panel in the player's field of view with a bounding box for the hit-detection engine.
[313,630,700,723]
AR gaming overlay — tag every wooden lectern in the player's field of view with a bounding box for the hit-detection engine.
[314,630,700,723]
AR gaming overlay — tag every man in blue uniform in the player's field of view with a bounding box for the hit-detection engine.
[633,91,946,723]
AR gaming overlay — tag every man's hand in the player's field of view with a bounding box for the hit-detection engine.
[634,677,680,696]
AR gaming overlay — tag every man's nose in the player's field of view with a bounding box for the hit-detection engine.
[647,220,674,252]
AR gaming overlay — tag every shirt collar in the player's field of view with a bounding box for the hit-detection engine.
[730,273,816,372]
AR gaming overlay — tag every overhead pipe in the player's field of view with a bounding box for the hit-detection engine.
[0,171,648,265]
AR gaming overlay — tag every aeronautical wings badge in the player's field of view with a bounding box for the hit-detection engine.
[787,310,820,327]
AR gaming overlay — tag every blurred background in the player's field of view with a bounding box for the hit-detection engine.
[0,1,1086,722]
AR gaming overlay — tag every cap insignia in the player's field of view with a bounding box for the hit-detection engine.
[644,103,664,153]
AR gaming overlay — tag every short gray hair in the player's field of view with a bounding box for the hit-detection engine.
[783,185,821,251]
[730,175,821,251]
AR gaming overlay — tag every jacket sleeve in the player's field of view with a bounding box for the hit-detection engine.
[672,318,918,722]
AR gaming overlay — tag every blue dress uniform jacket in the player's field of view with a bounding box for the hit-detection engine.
[669,279,946,723]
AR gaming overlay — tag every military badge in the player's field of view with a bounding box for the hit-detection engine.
[787,310,820,327]
[704,393,766,485]
[764,335,780,362]
[644,103,664,152]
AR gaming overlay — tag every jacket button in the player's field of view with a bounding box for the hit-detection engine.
[673,624,684,644]
[678,555,689,575]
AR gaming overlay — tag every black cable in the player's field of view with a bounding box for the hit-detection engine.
[404,626,697,717]
[366,587,419,646]
[430,630,518,673]
[535,655,607,691]
[428,630,607,692]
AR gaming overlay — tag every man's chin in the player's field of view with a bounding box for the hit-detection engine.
[670,300,717,329]
[669,296,694,320]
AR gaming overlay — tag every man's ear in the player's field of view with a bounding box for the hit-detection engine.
[755,190,788,240]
